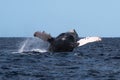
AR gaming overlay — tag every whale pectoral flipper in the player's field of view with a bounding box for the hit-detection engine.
[34,31,52,42]
[77,37,102,46]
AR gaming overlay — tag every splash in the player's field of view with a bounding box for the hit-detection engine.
[18,38,49,53]
[18,39,28,53]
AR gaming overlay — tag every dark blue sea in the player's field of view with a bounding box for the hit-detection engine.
[0,37,120,80]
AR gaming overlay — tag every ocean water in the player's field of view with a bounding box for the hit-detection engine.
[0,37,120,80]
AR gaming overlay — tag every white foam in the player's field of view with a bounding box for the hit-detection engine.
[31,49,47,53]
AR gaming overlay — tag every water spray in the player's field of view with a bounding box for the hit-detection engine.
[18,38,49,53]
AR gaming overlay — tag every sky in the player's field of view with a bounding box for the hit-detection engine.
[0,0,120,37]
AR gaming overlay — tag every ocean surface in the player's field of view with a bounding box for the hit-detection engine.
[0,37,120,80]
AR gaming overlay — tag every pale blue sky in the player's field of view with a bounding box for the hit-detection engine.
[0,0,120,37]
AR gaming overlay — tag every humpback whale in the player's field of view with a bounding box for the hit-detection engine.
[34,29,102,52]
